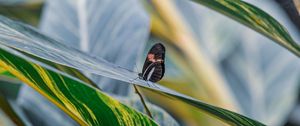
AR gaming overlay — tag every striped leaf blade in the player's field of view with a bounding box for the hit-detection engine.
[0,46,157,126]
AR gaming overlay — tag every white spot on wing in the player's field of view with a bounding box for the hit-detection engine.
[147,67,155,81]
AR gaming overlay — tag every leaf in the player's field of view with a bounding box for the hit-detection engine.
[0,45,157,126]
[0,15,265,125]
[19,51,100,89]
[0,67,15,78]
[191,0,300,57]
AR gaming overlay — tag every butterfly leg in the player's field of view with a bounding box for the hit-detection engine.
[145,81,159,89]
[146,81,152,87]
[129,76,139,84]
[152,83,160,89]
[148,82,160,89]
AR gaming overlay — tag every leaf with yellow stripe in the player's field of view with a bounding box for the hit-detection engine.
[0,46,157,126]
[0,67,14,78]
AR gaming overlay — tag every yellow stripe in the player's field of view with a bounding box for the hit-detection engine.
[0,59,88,126]
[0,67,7,73]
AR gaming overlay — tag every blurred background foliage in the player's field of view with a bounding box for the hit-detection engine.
[0,0,42,26]
[0,0,299,126]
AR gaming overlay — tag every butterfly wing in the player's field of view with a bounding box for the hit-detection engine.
[140,43,165,82]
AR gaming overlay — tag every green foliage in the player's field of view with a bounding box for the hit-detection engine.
[0,46,157,126]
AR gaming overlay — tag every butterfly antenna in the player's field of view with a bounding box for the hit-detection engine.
[147,81,160,89]
[152,83,160,89]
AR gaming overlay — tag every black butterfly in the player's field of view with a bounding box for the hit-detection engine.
[138,43,165,83]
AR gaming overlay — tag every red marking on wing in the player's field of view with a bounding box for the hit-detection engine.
[147,54,156,62]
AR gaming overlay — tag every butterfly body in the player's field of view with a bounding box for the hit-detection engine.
[139,43,165,83]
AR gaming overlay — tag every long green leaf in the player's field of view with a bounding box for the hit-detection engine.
[0,67,15,78]
[19,51,100,89]
[0,15,265,125]
[192,0,300,57]
[0,46,157,126]
[144,87,264,126]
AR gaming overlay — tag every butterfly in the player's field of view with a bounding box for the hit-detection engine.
[138,43,165,84]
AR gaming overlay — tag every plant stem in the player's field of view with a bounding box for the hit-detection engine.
[133,85,153,118]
